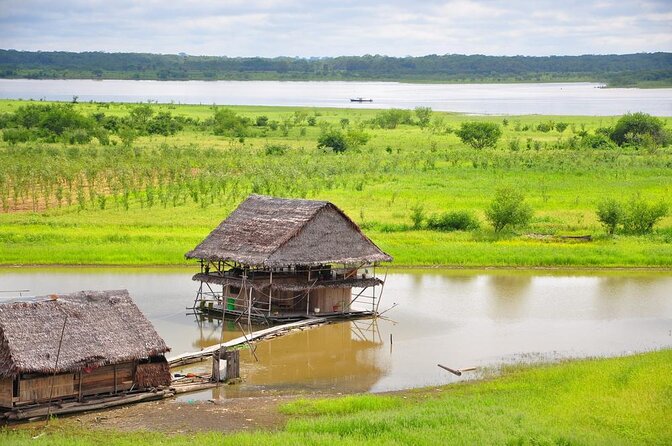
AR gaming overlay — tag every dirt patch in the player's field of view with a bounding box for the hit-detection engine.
[11,394,301,435]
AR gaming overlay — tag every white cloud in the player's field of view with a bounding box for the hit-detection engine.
[0,0,670,56]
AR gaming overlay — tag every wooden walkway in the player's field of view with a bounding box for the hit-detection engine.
[167,317,328,367]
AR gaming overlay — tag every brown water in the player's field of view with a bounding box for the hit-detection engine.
[1,267,670,397]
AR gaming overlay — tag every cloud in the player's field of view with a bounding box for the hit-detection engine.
[0,0,670,56]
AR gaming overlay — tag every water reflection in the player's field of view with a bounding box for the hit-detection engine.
[1,267,671,394]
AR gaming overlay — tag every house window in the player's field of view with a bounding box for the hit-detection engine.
[229,285,241,295]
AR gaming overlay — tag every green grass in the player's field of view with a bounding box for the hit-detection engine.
[3,350,671,445]
[1,100,671,267]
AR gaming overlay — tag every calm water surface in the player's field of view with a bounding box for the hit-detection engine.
[1,79,671,116]
[1,268,670,396]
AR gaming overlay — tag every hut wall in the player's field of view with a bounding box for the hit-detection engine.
[0,377,13,408]
[80,363,134,396]
[310,288,351,313]
[18,373,76,403]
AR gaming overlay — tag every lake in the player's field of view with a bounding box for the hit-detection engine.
[1,79,671,116]
[1,267,670,397]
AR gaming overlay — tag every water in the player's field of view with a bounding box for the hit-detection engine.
[1,267,670,396]
[1,79,671,116]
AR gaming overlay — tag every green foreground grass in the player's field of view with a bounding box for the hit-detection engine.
[4,350,671,445]
[1,101,671,267]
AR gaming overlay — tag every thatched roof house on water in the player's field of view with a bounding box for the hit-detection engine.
[187,194,392,322]
[0,290,172,419]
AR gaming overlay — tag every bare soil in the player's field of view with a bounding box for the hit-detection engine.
[14,394,300,435]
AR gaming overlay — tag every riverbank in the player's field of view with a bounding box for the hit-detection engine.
[3,349,671,444]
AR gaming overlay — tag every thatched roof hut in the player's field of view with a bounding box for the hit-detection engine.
[186,194,392,267]
[0,290,169,378]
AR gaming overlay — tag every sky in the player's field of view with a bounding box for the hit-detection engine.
[0,0,670,57]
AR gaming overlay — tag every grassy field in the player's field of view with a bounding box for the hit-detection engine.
[3,349,671,445]
[1,100,671,267]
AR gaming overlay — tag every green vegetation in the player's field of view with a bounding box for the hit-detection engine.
[3,349,671,444]
[1,100,671,267]
[456,121,503,150]
[1,50,671,87]
[485,187,534,232]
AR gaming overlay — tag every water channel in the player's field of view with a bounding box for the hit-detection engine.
[1,267,670,397]
[1,79,671,116]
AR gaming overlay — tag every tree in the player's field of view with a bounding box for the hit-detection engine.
[456,121,502,150]
[609,112,670,148]
[485,187,533,232]
[596,198,623,235]
[414,107,432,128]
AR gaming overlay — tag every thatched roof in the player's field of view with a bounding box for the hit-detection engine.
[0,290,169,378]
[186,195,393,267]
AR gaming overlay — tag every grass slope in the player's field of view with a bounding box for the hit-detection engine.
[3,349,671,445]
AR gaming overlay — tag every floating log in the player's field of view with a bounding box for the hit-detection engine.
[437,364,462,376]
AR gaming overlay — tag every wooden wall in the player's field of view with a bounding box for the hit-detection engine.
[0,377,13,408]
[80,363,134,396]
[18,373,76,403]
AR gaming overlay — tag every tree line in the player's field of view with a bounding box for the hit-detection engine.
[1,50,670,86]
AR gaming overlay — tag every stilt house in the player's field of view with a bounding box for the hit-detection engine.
[0,290,171,414]
[186,194,393,322]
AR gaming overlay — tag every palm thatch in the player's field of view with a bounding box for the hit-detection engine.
[0,290,170,378]
[186,194,393,267]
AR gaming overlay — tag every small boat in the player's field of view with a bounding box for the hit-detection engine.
[350,97,373,102]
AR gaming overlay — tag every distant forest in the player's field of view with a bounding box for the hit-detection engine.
[1,50,671,87]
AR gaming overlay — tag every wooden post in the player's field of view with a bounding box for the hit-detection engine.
[211,349,221,383]
[224,350,240,381]
[268,270,273,315]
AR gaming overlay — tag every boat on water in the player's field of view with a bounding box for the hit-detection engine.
[350,97,373,102]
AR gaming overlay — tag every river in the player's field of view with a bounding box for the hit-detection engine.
[1,267,670,397]
[1,79,671,116]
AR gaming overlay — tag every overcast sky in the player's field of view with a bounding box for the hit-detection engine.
[1,0,670,57]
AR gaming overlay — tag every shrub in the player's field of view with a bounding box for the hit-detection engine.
[264,143,289,156]
[255,115,269,127]
[317,130,348,153]
[622,195,668,234]
[409,204,426,229]
[609,112,670,148]
[373,109,413,129]
[581,134,615,150]
[485,187,533,232]
[414,107,432,128]
[2,127,34,144]
[596,198,623,235]
[555,122,569,133]
[456,121,502,150]
[212,108,250,138]
[426,211,480,231]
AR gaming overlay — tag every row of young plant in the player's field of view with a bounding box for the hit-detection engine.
[405,188,668,235]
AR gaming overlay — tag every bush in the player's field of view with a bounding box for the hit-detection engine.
[264,143,289,156]
[255,115,269,127]
[622,195,668,234]
[2,127,34,144]
[456,121,502,150]
[426,211,480,231]
[414,107,432,128]
[373,109,413,129]
[596,198,623,235]
[581,134,615,150]
[555,122,569,133]
[485,187,533,232]
[212,108,250,138]
[609,112,670,148]
[317,130,348,153]
[409,204,426,229]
